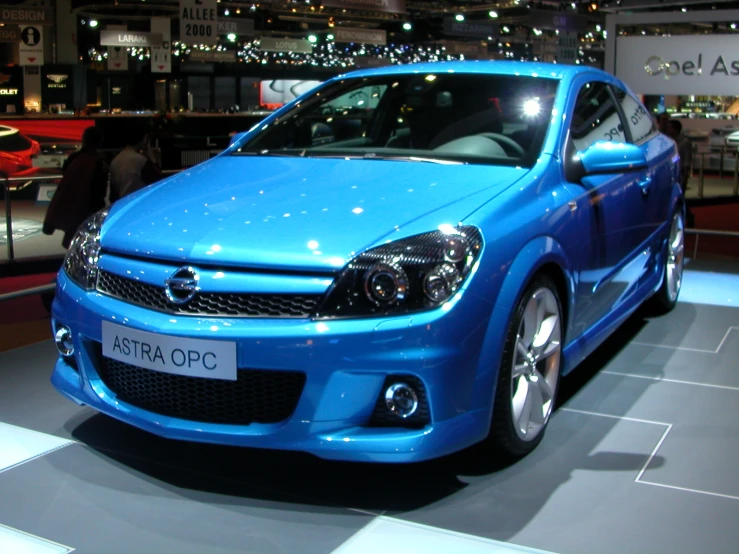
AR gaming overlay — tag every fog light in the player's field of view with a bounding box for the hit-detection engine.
[384,382,419,419]
[54,325,74,357]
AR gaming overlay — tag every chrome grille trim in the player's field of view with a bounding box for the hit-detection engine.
[96,270,322,318]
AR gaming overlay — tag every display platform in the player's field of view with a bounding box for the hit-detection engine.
[0,260,737,554]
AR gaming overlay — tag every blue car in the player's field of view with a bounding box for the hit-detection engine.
[51,61,685,463]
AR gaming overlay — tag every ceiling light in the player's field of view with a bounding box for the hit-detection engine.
[403,22,412,31]
[308,34,318,43]
[455,14,465,22]
[89,20,98,27]
[227,33,236,41]
[489,11,498,18]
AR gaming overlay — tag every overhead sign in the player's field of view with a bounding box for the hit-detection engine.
[0,6,52,26]
[529,9,588,33]
[320,0,405,13]
[443,40,486,57]
[443,18,498,39]
[335,28,386,46]
[616,35,739,95]
[19,25,43,66]
[189,50,236,62]
[354,56,391,68]
[556,31,578,65]
[100,30,163,47]
[180,0,218,45]
[217,19,254,35]
[107,25,129,71]
[0,26,19,43]
[151,17,171,73]
[259,37,312,54]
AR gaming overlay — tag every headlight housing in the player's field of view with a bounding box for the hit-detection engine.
[63,209,108,290]
[317,225,482,319]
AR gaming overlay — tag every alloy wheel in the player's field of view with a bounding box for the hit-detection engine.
[510,287,562,442]
[666,213,685,303]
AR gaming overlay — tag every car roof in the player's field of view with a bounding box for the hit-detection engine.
[340,60,603,81]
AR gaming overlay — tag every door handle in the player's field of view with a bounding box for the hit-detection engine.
[638,174,652,196]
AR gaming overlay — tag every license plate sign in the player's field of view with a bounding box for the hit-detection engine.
[102,321,237,381]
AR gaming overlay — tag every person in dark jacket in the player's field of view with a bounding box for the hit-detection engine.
[43,126,108,248]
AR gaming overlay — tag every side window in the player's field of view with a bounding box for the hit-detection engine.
[611,85,656,144]
[570,81,627,151]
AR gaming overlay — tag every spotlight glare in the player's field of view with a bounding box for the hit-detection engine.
[523,98,541,117]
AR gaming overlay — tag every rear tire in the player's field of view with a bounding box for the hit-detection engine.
[486,275,563,458]
[647,210,685,314]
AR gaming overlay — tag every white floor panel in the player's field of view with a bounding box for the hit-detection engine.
[0,422,72,473]
[679,269,739,307]
[332,517,558,554]
[0,524,73,554]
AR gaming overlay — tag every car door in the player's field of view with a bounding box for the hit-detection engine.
[562,80,653,336]
[610,84,676,288]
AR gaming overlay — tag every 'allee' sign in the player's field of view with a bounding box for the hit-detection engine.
[180,0,218,45]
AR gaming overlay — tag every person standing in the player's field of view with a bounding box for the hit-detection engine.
[109,129,162,203]
[665,118,695,227]
[656,111,671,134]
[43,126,108,248]
[665,119,693,192]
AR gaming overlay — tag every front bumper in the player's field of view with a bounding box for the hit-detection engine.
[51,270,498,463]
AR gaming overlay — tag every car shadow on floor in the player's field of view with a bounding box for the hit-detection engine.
[64,305,686,518]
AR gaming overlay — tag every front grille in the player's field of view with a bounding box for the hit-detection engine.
[97,270,321,318]
[97,355,306,425]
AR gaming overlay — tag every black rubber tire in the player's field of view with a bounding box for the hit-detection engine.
[646,210,684,315]
[486,274,563,459]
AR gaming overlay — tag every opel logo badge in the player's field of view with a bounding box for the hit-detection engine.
[165,267,200,304]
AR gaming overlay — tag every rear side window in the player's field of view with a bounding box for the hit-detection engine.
[570,81,627,151]
[0,132,31,153]
[611,85,656,144]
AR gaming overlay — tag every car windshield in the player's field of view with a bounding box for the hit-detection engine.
[234,73,558,167]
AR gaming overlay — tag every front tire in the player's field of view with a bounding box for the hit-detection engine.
[648,210,685,314]
[487,275,563,458]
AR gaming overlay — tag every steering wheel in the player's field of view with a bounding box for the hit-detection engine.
[477,133,526,157]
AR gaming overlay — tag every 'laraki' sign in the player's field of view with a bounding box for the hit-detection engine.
[179,0,218,45]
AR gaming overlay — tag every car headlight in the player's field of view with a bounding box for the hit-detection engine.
[63,209,108,290]
[317,225,483,319]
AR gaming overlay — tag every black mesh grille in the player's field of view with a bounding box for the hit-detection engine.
[369,375,431,428]
[97,355,306,425]
[97,270,321,318]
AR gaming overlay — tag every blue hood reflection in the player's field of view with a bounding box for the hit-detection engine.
[102,156,527,271]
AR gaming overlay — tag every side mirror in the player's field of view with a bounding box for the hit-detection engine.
[573,141,648,180]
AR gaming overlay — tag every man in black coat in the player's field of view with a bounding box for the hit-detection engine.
[43,126,108,248]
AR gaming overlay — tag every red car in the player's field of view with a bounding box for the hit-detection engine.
[0,125,41,177]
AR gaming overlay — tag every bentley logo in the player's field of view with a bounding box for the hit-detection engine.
[165,267,200,305]
[47,74,69,84]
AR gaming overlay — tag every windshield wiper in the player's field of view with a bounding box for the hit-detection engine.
[232,149,305,157]
[302,152,464,164]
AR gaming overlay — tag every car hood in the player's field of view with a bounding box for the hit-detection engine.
[103,156,527,272]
